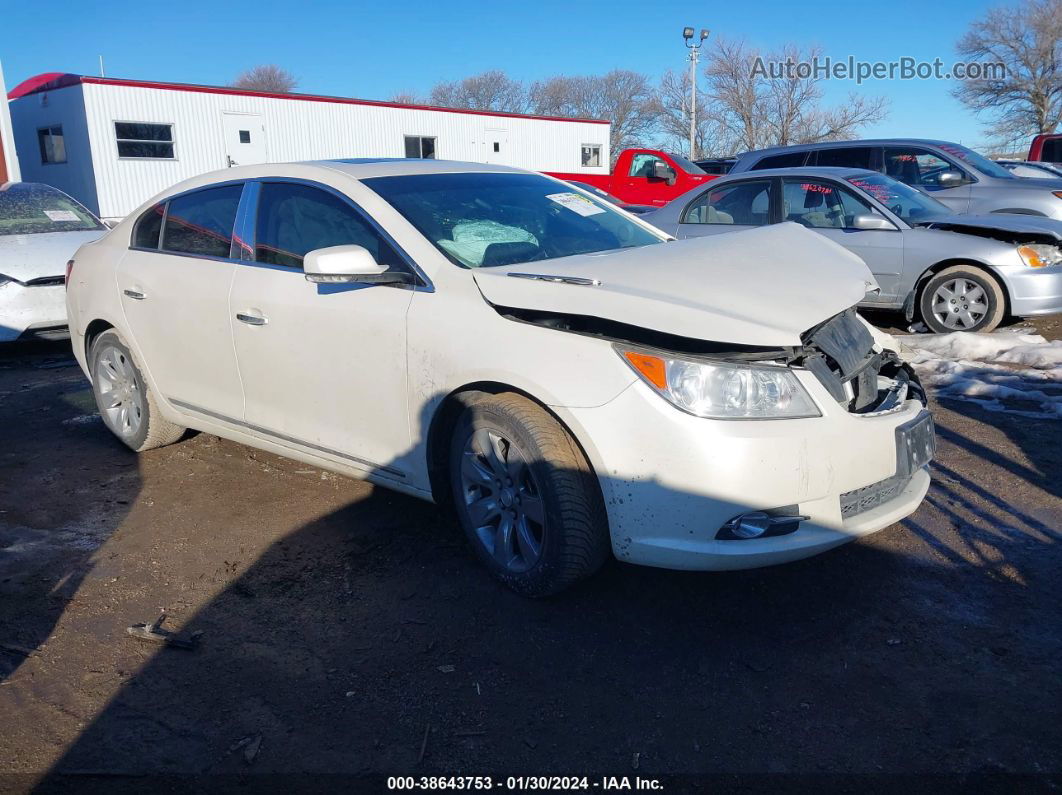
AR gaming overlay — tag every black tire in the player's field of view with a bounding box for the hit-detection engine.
[448,393,610,597]
[89,329,185,452]
[918,265,1006,333]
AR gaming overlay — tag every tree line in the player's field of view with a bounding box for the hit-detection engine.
[232,0,1060,158]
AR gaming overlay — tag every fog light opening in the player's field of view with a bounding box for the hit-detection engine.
[717,511,808,541]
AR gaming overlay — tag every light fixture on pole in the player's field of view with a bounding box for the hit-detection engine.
[683,27,709,160]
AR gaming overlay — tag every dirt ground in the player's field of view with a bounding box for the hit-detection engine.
[0,313,1059,791]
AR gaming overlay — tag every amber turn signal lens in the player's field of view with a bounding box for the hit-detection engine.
[623,351,667,389]
[1017,245,1049,268]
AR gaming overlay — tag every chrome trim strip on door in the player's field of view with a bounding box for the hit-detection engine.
[168,398,406,479]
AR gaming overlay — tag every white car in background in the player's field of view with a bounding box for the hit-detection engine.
[0,182,106,342]
[66,160,934,595]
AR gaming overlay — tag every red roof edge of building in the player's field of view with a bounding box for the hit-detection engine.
[8,73,611,125]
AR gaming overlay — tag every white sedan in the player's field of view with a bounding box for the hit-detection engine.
[66,159,934,595]
[0,182,106,341]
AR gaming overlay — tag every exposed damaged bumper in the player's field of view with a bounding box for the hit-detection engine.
[549,306,933,571]
[0,279,69,342]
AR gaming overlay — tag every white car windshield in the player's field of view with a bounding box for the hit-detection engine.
[846,173,951,223]
[363,172,664,268]
[0,183,103,236]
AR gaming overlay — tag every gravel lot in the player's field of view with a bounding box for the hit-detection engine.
[0,314,1059,789]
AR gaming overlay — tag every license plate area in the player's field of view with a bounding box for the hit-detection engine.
[895,411,936,478]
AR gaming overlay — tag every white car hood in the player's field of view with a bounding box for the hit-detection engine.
[0,230,106,281]
[471,222,877,347]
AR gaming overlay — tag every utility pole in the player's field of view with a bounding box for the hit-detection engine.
[682,27,709,160]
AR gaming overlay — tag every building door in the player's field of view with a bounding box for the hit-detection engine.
[222,113,267,168]
[483,128,507,164]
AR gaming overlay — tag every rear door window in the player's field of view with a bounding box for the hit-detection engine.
[681,180,772,225]
[751,151,809,170]
[813,147,877,169]
[254,182,402,269]
[161,185,243,258]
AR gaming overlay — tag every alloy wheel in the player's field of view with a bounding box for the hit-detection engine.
[95,344,144,439]
[459,428,546,573]
[930,278,989,330]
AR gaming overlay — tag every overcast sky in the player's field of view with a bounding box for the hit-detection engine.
[1,0,1008,151]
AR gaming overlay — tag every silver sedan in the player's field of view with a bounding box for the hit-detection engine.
[643,167,1062,333]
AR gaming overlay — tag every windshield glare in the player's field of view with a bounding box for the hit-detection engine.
[667,152,707,174]
[0,184,103,236]
[364,172,664,268]
[846,173,951,223]
[936,143,1014,179]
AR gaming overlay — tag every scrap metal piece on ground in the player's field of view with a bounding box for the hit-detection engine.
[126,612,200,650]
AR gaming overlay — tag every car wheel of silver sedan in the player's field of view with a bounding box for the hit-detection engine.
[448,393,610,597]
[919,265,1006,334]
[90,329,185,452]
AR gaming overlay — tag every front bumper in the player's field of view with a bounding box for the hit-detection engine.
[563,371,932,571]
[0,280,68,342]
[997,263,1062,317]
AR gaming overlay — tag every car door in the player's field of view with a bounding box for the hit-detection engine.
[882,146,972,213]
[228,180,416,480]
[674,179,773,239]
[780,178,903,303]
[116,183,245,418]
[620,153,685,206]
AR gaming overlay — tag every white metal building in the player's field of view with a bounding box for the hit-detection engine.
[8,73,611,220]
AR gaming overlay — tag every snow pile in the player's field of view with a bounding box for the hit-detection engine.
[903,331,1062,419]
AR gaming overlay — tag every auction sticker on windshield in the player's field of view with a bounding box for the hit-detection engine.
[44,210,80,222]
[546,192,606,217]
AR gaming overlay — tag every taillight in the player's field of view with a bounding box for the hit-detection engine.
[65,259,74,287]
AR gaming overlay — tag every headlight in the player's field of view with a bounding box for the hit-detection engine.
[1017,243,1062,268]
[616,346,821,419]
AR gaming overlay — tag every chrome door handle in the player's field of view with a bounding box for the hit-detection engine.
[236,312,267,326]
[123,289,146,300]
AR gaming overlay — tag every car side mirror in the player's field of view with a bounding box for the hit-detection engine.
[851,214,896,231]
[937,170,965,187]
[652,161,678,186]
[303,245,413,285]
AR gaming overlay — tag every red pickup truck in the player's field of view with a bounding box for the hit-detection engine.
[548,149,717,207]
[1028,134,1062,164]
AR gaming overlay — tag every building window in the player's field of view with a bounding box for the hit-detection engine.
[38,126,66,164]
[115,122,175,159]
[581,144,601,168]
[404,136,436,159]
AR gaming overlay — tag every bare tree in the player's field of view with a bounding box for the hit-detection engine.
[704,38,888,152]
[232,64,298,93]
[426,70,527,113]
[529,70,657,156]
[953,0,1062,147]
[653,69,732,158]
[389,92,421,105]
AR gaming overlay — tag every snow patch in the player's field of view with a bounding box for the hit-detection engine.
[903,331,1062,419]
[61,413,101,426]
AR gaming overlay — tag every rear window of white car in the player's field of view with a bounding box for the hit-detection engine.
[363,172,664,268]
[0,184,103,236]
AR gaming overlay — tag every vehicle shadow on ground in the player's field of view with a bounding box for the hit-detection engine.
[0,340,141,683]
[36,400,1062,785]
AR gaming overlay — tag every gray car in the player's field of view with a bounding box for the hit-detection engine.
[729,139,1062,221]
[643,167,1062,333]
